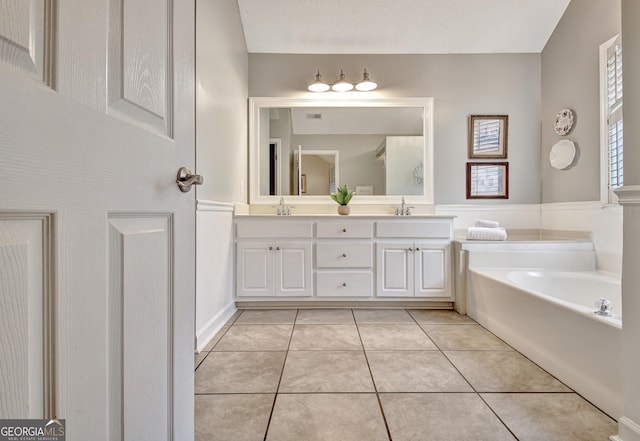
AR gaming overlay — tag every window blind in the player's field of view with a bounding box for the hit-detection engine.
[473,119,502,152]
[607,36,623,190]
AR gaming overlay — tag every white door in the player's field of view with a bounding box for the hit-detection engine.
[274,242,313,297]
[414,243,451,298]
[0,1,196,440]
[236,242,275,297]
[376,242,413,297]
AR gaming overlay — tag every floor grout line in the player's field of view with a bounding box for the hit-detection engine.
[354,308,393,441]
[262,308,299,441]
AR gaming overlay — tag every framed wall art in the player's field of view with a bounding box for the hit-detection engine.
[468,115,509,159]
[466,162,509,199]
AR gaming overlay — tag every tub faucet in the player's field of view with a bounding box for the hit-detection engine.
[594,298,613,316]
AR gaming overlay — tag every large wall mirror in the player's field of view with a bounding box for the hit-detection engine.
[249,97,434,205]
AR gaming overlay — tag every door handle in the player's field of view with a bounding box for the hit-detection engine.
[176,166,204,193]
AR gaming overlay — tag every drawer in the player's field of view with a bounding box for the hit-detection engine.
[316,221,373,238]
[316,243,372,268]
[236,221,313,238]
[376,221,452,239]
[316,272,373,297]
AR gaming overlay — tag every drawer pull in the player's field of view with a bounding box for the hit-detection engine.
[342,253,347,258]
[342,228,347,232]
[342,282,347,287]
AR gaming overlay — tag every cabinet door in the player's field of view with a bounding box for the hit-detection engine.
[414,242,452,298]
[376,242,414,297]
[236,242,274,297]
[274,242,313,297]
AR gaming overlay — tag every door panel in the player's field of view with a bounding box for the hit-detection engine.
[376,243,412,297]
[236,242,274,297]
[0,213,54,419]
[0,0,53,85]
[275,242,312,297]
[108,0,171,134]
[415,243,451,298]
[107,216,172,440]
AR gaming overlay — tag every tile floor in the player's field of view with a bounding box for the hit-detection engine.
[194,309,617,441]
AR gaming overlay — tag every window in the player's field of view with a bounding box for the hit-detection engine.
[600,35,623,203]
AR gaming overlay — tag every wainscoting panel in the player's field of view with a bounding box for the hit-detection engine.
[0,0,54,86]
[0,213,54,419]
[107,0,172,135]
[541,201,622,274]
[195,201,236,352]
[108,214,172,441]
[436,204,541,238]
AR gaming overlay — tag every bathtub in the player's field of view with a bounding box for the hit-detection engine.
[467,267,622,419]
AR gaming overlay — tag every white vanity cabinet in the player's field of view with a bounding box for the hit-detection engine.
[375,220,453,300]
[376,241,451,298]
[235,216,454,304]
[235,221,313,297]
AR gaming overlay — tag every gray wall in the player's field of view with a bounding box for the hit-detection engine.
[541,0,621,202]
[249,54,542,204]
[196,0,248,203]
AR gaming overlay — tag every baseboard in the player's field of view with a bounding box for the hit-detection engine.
[235,300,453,309]
[195,301,237,353]
[611,417,640,441]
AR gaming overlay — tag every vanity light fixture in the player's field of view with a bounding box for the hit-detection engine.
[307,70,330,92]
[308,69,378,92]
[331,70,354,92]
[355,69,377,91]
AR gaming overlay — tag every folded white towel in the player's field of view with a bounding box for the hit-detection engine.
[475,219,500,228]
[466,227,507,241]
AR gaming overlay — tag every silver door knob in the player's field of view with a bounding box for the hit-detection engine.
[176,166,204,193]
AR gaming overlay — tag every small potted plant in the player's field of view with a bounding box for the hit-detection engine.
[330,184,355,215]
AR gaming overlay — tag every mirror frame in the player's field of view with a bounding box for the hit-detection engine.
[249,96,434,205]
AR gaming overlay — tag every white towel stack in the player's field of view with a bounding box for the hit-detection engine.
[474,219,501,228]
[466,219,507,241]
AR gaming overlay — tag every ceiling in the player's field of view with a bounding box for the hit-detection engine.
[237,0,571,54]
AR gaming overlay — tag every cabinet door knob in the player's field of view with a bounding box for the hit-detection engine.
[408,247,414,251]
[342,282,347,287]
[269,246,273,251]
[415,247,420,251]
[342,228,347,232]
[342,253,347,258]
[276,246,280,251]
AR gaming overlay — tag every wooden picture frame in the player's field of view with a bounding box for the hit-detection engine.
[468,115,508,159]
[466,162,509,199]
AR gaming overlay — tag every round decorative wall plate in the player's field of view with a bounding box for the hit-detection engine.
[550,139,576,169]
[554,108,575,135]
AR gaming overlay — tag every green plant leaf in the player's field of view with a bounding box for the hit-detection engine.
[330,184,355,205]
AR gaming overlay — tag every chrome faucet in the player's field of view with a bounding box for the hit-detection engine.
[395,197,413,216]
[275,197,291,216]
[594,298,613,316]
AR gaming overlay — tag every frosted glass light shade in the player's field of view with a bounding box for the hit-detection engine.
[331,70,354,92]
[308,70,330,92]
[355,69,377,91]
